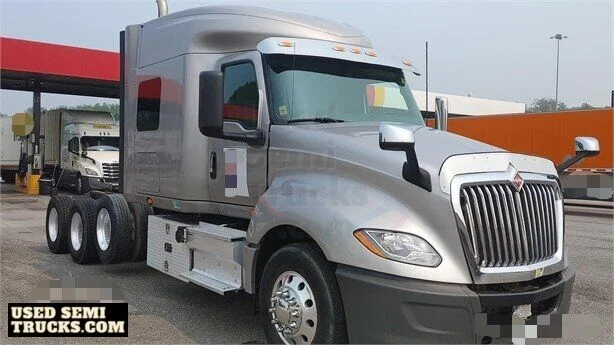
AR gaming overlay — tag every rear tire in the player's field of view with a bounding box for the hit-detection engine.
[95,194,133,264]
[46,195,74,254]
[68,198,100,264]
[259,243,348,344]
[128,202,154,262]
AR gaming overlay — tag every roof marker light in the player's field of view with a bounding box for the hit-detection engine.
[332,45,346,52]
[365,50,378,57]
[278,41,295,47]
[349,48,361,54]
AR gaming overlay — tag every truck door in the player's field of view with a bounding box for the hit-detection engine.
[208,52,269,207]
[64,136,80,182]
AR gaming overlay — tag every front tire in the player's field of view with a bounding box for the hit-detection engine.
[68,198,100,264]
[46,195,74,254]
[259,243,347,344]
[95,194,133,264]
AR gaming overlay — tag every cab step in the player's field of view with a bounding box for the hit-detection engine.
[180,270,239,295]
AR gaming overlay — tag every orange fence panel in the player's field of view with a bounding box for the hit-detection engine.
[428,109,613,170]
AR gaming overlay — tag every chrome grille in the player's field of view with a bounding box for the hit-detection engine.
[459,182,558,268]
[102,163,119,180]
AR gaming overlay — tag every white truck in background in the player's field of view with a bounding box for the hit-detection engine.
[41,109,120,193]
[0,116,24,183]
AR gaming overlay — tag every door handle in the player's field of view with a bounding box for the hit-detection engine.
[209,151,217,179]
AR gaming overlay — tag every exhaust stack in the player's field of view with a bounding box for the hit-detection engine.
[435,97,448,131]
[156,0,168,17]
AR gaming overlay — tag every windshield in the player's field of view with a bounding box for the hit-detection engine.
[81,136,119,151]
[265,54,424,126]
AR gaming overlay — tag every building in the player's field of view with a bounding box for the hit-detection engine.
[412,90,525,117]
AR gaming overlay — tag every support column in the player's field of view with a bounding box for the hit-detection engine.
[28,79,42,175]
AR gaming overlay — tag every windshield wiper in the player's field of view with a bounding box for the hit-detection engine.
[286,117,345,124]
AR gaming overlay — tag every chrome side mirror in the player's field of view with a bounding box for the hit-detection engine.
[556,137,600,173]
[379,123,415,150]
[435,97,448,131]
[574,137,600,156]
[379,123,431,191]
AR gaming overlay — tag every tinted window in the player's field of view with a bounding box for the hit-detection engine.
[223,63,258,130]
[137,78,161,131]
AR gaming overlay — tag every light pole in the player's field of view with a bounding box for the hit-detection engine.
[550,33,567,110]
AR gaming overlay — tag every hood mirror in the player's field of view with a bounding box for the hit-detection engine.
[379,123,415,149]
[556,136,600,173]
[379,123,431,192]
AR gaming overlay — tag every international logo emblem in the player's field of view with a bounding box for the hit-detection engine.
[507,164,524,192]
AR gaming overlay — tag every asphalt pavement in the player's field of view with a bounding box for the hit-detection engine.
[0,183,612,344]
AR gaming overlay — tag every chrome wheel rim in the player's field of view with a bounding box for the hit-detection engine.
[96,208,111,251]
[70,213,83,251]
[48,208,59,242]
[269,271,317,344]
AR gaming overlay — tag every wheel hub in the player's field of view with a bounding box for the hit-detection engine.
[269,271,317,344]
[48,208,59,242]
[70,213,83,251]
[96,208,111,251]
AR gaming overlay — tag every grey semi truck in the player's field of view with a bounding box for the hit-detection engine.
[45,2,600,343]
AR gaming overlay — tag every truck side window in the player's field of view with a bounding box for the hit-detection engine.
[137,78,161,131]
[222,63,258,130]
[68,137,79,153]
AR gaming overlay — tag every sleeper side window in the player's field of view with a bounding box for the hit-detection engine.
[137,78,161,131]
[222,63,259,130]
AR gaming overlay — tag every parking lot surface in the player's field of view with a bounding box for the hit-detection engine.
[1,183,612,344]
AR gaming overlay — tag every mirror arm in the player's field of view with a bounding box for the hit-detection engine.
[556,152,589,173]
[222,129,266,146]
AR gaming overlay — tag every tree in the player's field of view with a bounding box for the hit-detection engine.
[24,106,48,114]
[571,103,596,110]
[62,103,120,120]
[526,98,567,112]
[24,102,119,120]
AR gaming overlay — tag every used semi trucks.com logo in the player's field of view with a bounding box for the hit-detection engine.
[8,303,128,337]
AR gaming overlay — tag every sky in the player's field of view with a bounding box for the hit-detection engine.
[0,0,612,115]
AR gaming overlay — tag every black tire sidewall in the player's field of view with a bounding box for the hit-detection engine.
[46,195,73,254]
[259,243,347,344]
[68,199,99,264]
[95,194,133,264]
[128,202,152,262]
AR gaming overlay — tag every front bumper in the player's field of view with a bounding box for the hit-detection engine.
[336,265,574,344]
[87,177,118,191]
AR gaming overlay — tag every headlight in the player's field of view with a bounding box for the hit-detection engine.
[354,229,442,267]
[84,168,98,176]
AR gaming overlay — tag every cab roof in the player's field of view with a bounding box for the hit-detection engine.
[137,5,373,67]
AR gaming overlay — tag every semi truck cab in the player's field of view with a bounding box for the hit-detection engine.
[64,122,120,191]
[44,4,600,344]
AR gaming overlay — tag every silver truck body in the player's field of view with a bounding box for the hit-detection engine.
[121,5,574,343]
